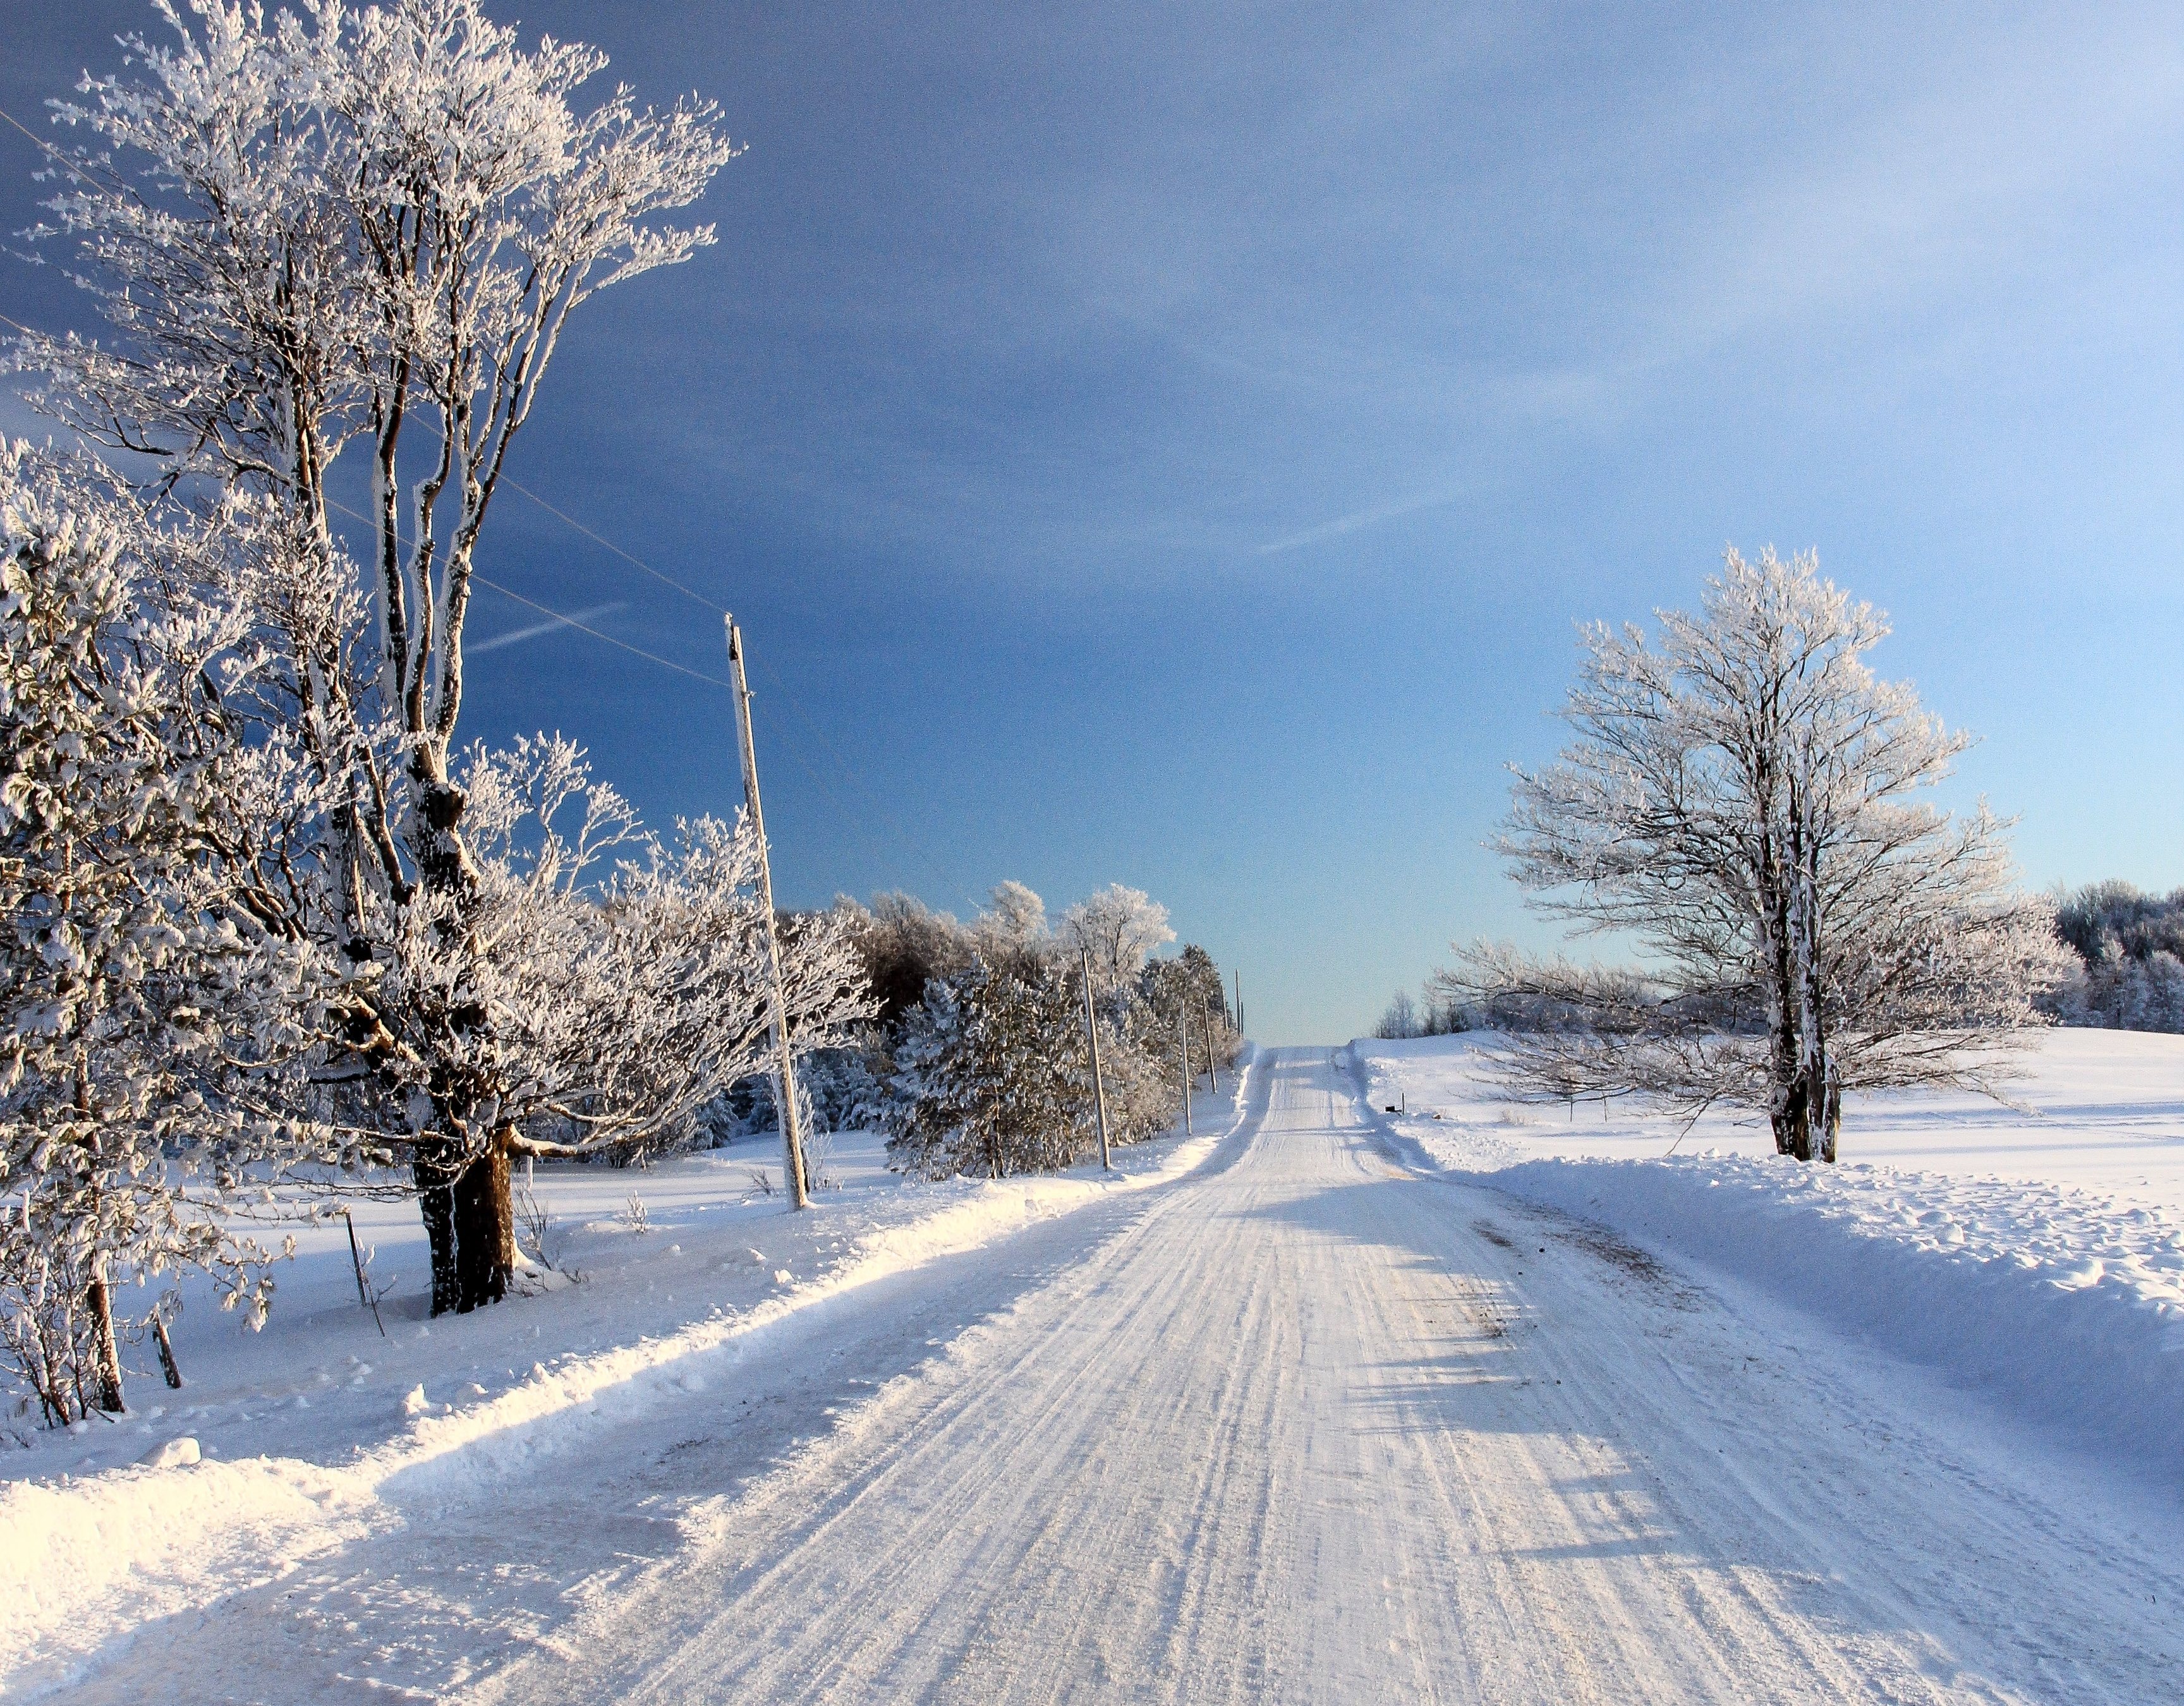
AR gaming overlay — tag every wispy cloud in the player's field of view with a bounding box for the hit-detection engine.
[468,602,627,655]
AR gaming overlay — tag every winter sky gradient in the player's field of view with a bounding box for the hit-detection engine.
[3,0,2178,1043]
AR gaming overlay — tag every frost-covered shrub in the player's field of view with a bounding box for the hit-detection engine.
[718,1036,893,1142]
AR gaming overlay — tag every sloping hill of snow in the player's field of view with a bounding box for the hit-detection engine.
[1348,1029,2184,1484]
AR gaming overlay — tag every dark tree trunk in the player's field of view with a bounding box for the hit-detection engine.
[415,1149,461,1317]
[452,1134,513,1313]
[1771,1077,1814,1160]
[152,1310,184,1389]
[86,1268,124,1414]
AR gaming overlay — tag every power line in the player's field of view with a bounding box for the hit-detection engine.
[318,495,737,689]
[498,473,723,615]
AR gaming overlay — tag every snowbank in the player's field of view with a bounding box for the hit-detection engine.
[1347,1031,2184,1484]
[0,1052,1260,1697]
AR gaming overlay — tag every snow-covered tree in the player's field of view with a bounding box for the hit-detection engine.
[15,0,743,1309]
[887,958,1094,1180]
[1494,547,2067,1159]
[2044,882,2184,1034]
[341,736,872,1309]
[969,880,1049,975]
[1060,884,1174,989]
[883,905,1232,1180]
[1139,944,1239,1079]
[0,442,353,1420]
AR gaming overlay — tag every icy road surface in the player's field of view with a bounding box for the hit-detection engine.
[57,1050,2184,1702]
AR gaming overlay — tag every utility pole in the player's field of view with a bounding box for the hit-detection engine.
[1202,996,1219,1094]
[1234,968,1243,1039]
[1082,952,1112,1170]
[725,614,810,1211]
[1179,1005,1193,1137]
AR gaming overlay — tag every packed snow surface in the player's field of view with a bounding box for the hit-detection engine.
[6,1043,2181,1700]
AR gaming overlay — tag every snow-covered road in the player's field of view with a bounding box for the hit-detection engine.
[52,1050,2183,1702]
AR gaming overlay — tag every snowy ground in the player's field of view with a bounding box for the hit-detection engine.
[6,1039,2181,1701]
[1,1067,1256,1700]
[1352,1027,2184,1206]
[1350,1029,2184,1485]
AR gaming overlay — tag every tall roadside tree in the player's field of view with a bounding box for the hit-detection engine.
[15,0,740,1310]
[1488,547,2065,1160]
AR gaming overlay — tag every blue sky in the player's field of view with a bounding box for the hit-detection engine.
[4,1,2180,1042]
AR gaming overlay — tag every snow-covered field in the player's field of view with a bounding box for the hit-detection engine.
[0,1065,1258,1699]
[1349,1027,2184,1483]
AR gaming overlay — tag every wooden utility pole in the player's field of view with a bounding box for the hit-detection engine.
[725,614,810,1211]
[1179,1005,1193,1137]
[1202,996,1219,1094]
[1081,952,1112,1170]
[1234,969,1243,1039]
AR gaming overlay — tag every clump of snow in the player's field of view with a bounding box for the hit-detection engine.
[135,1437,200,1470]
[1347,1029,2184,1482]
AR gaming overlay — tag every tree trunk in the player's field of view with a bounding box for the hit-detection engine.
[415,1148,461,1317]
[452,1132,513,1313]
[152,1310,184,1389]
[1771,1072,1816,1161]
[1819,1079,1841,1164]
[85,1262,124,1414]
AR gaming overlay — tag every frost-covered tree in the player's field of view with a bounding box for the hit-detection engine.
[1060,884,1174,989]
[1139,945,1239,1078]
[15,0,743,1309]
[361,737,871,1308]
[1494,547,2066,1160]
[882,884,1214,1180]
[841,892,973,1029]
[969,880,1049,976]
[2044,882,2184,1034]
[0,443,353,1420]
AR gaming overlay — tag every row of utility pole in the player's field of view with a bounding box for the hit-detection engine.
[734,611,1247,1206]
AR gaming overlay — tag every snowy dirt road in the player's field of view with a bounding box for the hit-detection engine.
[53,1050,2183,1702]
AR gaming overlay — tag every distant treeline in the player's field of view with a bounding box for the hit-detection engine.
[2044,882,2184,1034]
[1374,880,2184,1041]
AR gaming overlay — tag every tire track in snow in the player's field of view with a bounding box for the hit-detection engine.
[456,1050,2183,1703]
[45,1051,2184,1702]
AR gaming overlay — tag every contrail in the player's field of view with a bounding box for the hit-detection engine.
[1256,492,1457,556]
[468,601,628,655]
